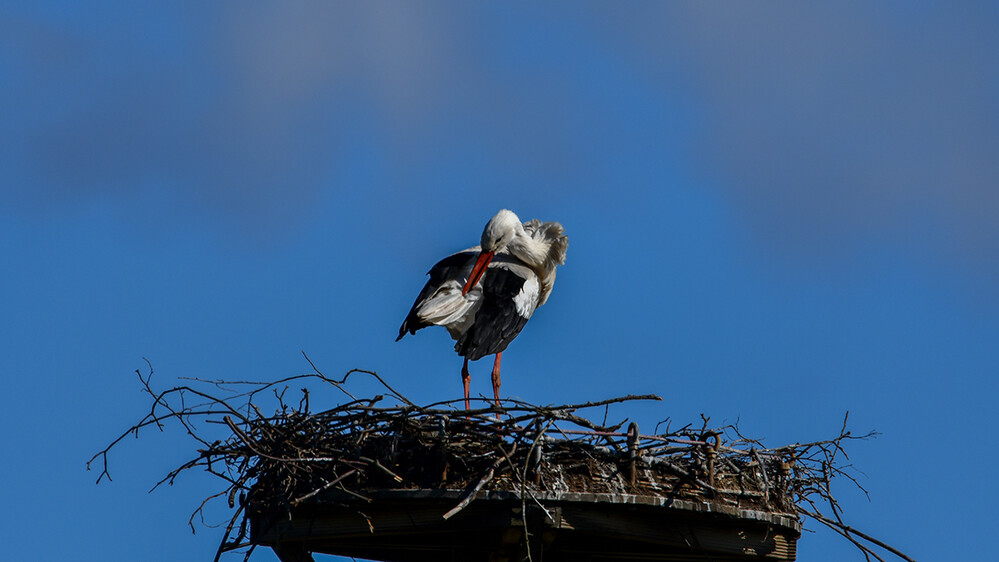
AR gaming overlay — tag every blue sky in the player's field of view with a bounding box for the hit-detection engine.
[2,3,998,560]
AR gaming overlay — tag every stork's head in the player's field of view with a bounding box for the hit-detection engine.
[480,209,522,252]
[462,209,522,295]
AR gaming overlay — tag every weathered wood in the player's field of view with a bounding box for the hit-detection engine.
[251,490,800,562]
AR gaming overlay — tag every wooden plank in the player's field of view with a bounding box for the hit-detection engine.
[251,490,800,561]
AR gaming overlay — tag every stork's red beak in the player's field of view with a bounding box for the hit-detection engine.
[462,251,494,295]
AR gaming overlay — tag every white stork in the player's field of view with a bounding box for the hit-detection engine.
[397,209,568,410]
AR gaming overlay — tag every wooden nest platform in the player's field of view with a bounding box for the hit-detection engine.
[91,361,913,562]
[247,408,802,562]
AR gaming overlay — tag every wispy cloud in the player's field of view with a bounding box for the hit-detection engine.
[600,3,999,267]
[3,3,998,269]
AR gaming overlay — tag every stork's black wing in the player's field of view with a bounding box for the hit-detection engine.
[397,251,476,340]
[456,264,534,361]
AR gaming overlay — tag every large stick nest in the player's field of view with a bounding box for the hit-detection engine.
[90,357,913,562]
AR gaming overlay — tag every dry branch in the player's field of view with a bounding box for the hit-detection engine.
[90,359,913,561]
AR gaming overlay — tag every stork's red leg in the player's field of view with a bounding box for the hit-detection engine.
[461,356,471,410]
[491,352,502,408]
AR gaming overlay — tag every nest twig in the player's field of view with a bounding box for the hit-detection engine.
[89,355,913,561]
